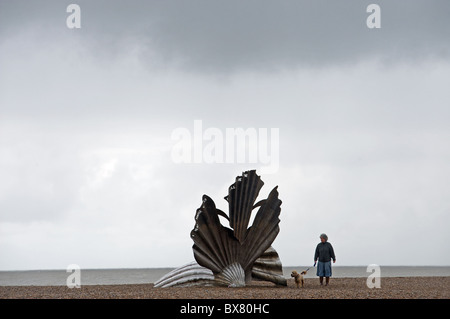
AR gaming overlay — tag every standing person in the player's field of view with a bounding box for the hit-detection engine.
[314,233,336,286]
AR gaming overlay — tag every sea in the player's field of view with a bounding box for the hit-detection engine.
[1,266,449,286]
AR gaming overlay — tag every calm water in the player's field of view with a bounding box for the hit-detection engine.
[0,266,449,286]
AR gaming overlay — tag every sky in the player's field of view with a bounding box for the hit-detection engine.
[0,0,449,270]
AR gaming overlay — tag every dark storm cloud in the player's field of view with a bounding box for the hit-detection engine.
[1,0,449,72]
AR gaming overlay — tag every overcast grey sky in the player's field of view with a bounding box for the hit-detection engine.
[0,1,449,270]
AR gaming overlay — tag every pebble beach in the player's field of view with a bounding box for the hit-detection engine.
[1,277,448,299]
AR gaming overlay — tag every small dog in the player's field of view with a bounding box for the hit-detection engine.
[291,270,307,288]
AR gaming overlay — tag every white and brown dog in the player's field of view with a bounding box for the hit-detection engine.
[291,270,308,288]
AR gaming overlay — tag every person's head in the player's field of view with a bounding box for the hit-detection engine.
[320,233,328,243]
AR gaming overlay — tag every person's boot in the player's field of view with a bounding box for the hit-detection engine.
[325,277,330,286]
[319,277,323,285]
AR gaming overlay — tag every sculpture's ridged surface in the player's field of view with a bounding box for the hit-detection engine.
[252,246,287,286]
[215,262,246,287]
[190,195,241,275]
[226,171,264,243]
[155,170,286,288]
[154,262,215,288]
[154,246,287,288]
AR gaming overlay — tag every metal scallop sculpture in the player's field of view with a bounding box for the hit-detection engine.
[154,170,287,287]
